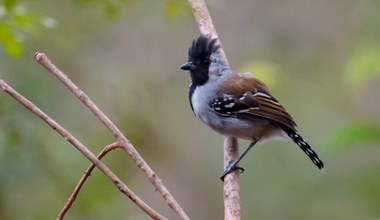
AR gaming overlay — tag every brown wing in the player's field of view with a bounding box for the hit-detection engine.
[213,73,297,129]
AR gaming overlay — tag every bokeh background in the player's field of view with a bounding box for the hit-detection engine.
[1,0,380,219]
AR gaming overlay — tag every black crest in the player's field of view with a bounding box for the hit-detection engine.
[188,35,220,63]
[184,35,220,87]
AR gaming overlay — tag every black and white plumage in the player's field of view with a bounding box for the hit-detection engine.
[180,35,324,180]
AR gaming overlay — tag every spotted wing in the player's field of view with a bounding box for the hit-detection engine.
[209,88,296,129]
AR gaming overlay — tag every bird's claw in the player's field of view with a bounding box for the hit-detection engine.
[219,161,245,181]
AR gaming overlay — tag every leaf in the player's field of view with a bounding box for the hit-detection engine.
[345,42,380,89]
[4,37,23,57]
[14,14,32,28]
[0,23,23,57]
[4,0,17,11]
[327,121,380,151]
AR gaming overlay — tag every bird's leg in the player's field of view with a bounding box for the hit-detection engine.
[220,139,258,181]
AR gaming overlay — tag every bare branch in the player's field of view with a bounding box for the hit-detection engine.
[34,53,190,220]
[223,138,241,220]
[58,142,119,219]
[187,0,227,59]
[0,80,168,220]
[187,0,241,219]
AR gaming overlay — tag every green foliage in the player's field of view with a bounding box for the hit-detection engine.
[0,0,55,57]
[4,0,16,11]
[0,23,22,56]
[0,0,190,57]
[345,42,380,89]
[328,121,380,151]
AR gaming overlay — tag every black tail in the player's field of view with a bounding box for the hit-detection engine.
[281,126,324,170]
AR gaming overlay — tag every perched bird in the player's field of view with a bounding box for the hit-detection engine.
[180,35,324,181]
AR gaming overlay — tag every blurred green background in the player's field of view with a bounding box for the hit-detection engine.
[1,0,380,219]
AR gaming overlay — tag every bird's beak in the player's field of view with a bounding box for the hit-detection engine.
[180,62,197,71]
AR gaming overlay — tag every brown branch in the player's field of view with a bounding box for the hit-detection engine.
[223,138,241,220]
[58,142,119,219]
[187,0,241,219]
[34,53,190,220]
[0,80,168,220]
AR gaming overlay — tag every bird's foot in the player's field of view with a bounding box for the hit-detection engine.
[219,161,245,182]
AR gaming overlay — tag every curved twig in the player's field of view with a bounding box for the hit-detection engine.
[58,142,120,219]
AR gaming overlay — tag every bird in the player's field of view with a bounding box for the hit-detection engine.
[179,35,324,181]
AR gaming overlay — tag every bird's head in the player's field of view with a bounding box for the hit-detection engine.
[180,35,229,86]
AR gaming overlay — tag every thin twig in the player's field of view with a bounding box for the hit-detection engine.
[187,0,241,219]
[34,53,190,220]
[58,142,119,219]
[0,80,168,220]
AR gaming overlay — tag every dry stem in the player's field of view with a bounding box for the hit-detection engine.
[187,0,241,219]
[223,137,241,220]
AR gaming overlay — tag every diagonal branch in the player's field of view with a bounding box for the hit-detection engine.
[34,52,190,220]
[187,0,241,219]
[0,80,168,220]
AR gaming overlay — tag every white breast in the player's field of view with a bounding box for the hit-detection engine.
[191,82,220,127]
[191,82,251,139]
